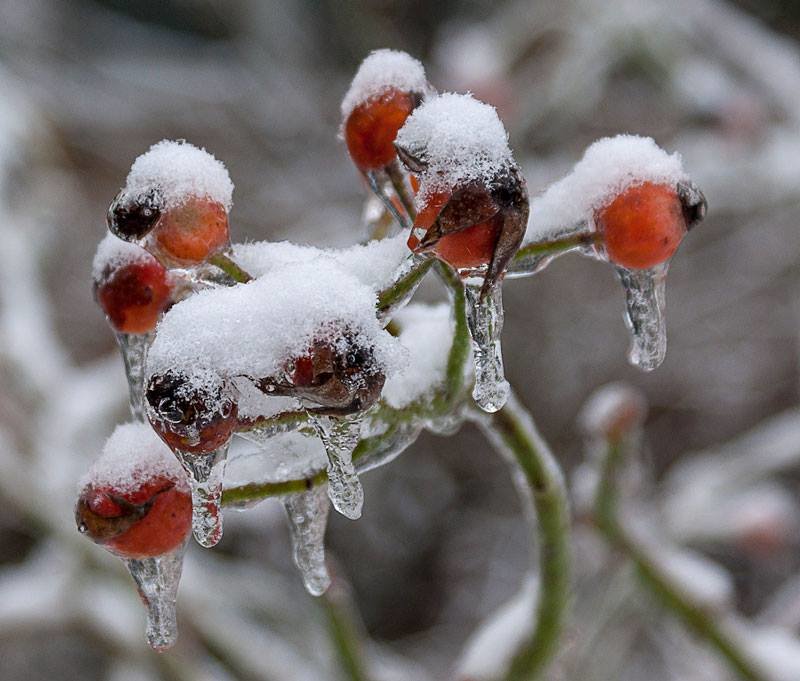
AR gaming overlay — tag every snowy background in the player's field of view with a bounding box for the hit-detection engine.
[1,0,800,679]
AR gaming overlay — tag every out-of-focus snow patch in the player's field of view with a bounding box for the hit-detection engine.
[396,93,514,202]
[579,382,646,439]
[340,49,429,119]
[525,135,688,242]
[648,545,734,612]
[124,139,234,211]
[382,303,454,408]
[738,626,800,681]
[80,422,187,495]
[455,575,538,681]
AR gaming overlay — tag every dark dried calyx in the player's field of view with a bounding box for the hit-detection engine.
[107,189,163,241]
[677,181,707,230]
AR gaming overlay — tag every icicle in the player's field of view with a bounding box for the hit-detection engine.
[123,539,187,651]
[115,331,154,422]
[308,412,364,520]
[465,283,509,413]
[283,484,331,596]
[616,261,669,371]
[175,445,228,547]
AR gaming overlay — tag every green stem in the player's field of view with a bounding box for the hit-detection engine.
[376,257,434,314]
[594,438,768,681]
[208,252,253,283]
[321,586,371,681]
[386,160,416,220]
[474,392,571,681]
[509,233,595,274]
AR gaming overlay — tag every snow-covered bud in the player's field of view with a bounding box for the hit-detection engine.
[580,382,647,443]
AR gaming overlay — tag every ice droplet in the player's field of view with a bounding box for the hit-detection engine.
[616,262,669,372]
[115,331,154,422]
[175,445,228,547]
[465,283,509,413]
[308,413,364,520]
[283,485,331,596]
[123,538,187,651]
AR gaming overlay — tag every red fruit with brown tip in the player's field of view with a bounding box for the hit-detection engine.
[596,182,686,270]
[431,214,504,270]
[76,476,191,559]
[146,371,238,454]
[154,196,230,265]
[345,89,421,172]
[95,258,172,334]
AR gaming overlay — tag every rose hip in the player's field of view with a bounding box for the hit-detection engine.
[153,196,230,265]
[76,476,191,559]
[95,257,172,335]
[596,182,687,270]
[345,88,422,173]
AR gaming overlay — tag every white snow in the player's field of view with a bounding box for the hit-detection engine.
[382,303,454,408]
[92,232,156,282]
[232,234,410,292]
[395,93,514,202]
[651,546,734,612]
[525,135,689,242]
[147,258,406,385]
[739,626,800,681]
[340,49,428,119]
[80,422,187,495]
[123,139,234,211]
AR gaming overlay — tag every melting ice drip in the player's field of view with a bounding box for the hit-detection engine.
[308,413,364,520]
[465,283,510,413]
[616,261,669,371]
[115,331,154,422]
[123,538,187,651]
[174,445,229,547]
[283,484,331,596]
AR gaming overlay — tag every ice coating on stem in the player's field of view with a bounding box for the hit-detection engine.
[340,49,428,120]
[309,413,364,520]
[226,431,326,489]
[124,139,234,211]
[465,283,509,413]
[80,423,187,496]
[525,135,688,243]
[147,259,405,386]
[123,539,187,651]
[116,331,153,422]
[283,485,331,596]
[395,92,513,204]
[616,262,669,371]
[175,446,228,547]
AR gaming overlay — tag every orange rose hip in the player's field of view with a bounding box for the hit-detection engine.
[154,196,230,264]
[596,182,686,270]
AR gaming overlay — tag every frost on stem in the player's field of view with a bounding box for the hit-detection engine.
[395,93,528,412]
[520,135,706,370]
[75,423,192,650]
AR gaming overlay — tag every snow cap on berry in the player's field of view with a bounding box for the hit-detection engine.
[526,135,689,242]
[92,233,156,283]
[395,93,514,201]
[80,422,188,496]
[124,139,234,212]
[146,258,406,387]
[340,49,429,120]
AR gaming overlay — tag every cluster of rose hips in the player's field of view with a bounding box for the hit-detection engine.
[79,48,707,651]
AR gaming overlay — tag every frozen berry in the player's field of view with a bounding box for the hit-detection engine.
[76,476,191,559]
[345,89,423,172]
[596,183,688,270]
[257,338,385,415]
[146,371,238,454]
[94,256,172,335]
[153,196,230,265]
[107,190,162,242]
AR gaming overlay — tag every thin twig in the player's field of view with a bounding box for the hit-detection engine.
[207,252,253,283]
